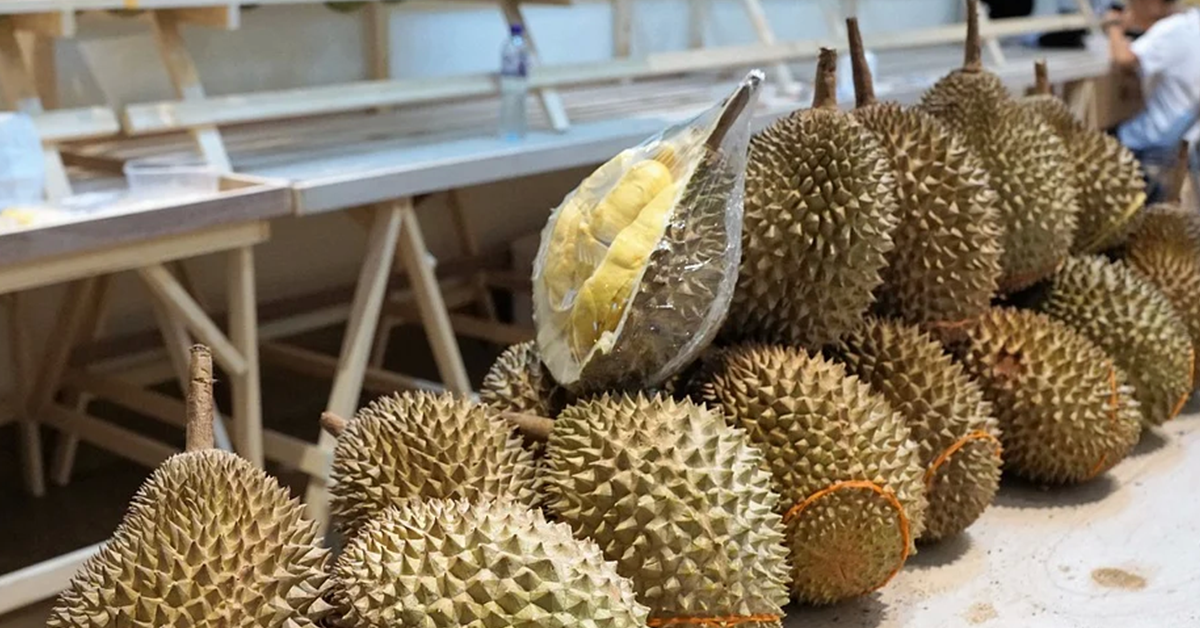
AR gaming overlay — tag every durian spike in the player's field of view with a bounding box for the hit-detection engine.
[963,0,982,72]
[811,47,839,110]
[846,18,876,108]
[1166,141,1190,203]
[505,412,554,442]
[320,411,349,437]
[1034,60,1052,95]
[185,344,214,452]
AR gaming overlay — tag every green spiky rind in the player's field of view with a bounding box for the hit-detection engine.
[331,498,649,628]
[1039,255,1191,425]
[696,344,926,604]
[544,394,790,627]
[481,341,567,418]
[725,107,899,348]
[853,102,1002,327]
[833,318,1001,542]
[955,308,1141,484]
[47,451,331,628]
[1129,203,1200,254]
[328,391,538,539]
[1126,242,1200,387]
[1020,95,1145,254]
[921,71,1079,292]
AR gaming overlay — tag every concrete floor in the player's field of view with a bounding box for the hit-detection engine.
[0,321,503,625]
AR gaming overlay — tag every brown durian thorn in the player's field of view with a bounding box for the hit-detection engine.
[504,412,554,443]
[846,18,876,108]
[964,0,983,73]
[811,47,839,110]
[320,411,348,437]
[1034,60,1052,95]
[1166,141,1190,203]
[186,344,214,452]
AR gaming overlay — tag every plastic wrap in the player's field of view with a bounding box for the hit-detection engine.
[531,70,763,393]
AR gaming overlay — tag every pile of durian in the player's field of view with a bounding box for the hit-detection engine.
[49,2,1200,626]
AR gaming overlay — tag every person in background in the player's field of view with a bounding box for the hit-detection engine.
[1106,0,1200,201]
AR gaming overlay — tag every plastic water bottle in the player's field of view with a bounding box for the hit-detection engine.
[499,24,530,141]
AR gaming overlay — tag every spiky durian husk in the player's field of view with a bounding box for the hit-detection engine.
[954,308,1141,484]
[833,318,1001,542]
[1126,242,1200,387]
[577,153,740,393]
[48,451,330,628]
[723,107,898,348]
[921,71,1078,292]
[331,498,649,628]
[544,394,790,627]
[695,344,925,604]
[853,102,1002,331]
[1129,203,1200,254]
[1039,255,1192,425]
[328,391,538,539]
[481,341,566,417]
[1020,95,1145,253]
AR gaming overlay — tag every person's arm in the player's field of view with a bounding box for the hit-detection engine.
[1104,9,1140,70]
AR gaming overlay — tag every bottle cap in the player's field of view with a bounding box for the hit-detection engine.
[510,23,523,36]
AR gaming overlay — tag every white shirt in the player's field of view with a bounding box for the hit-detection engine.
[1118,9,1200,150]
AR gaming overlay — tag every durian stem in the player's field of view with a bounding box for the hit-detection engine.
[1166,141,1191,203]
[1034,60,1051,95]
[705,70,763,152]
[845,18,876,108]
[320,412,348,437]
[811,47,839,110]
[504,412,554,442]
[963,0,983,73]
[185,344,215,452]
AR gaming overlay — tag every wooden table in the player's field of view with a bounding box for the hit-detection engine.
[0,172,288,616]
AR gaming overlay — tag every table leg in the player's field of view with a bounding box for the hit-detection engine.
[5,294,44,497]
[228,246,263,467]
[49,275,111,486]
[304,202,404,527]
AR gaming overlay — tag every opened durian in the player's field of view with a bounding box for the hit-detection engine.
[541,394,790,627]
[695,344,925,604]
[481,341,567,417]
[723,47,898,348]
[1019,62,1145,253]
[330,497,649,628]
[321,391,537,539]
[1038,255,1192,425]
[920,0,1078,292]
[954,308,1141,484]
[845,18,1002,335]
[532,73,762,393]
[48,346,331,628]
[833,318,1001,542]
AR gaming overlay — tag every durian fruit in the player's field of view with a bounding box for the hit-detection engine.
[48,346,330,628]
[954,308,1141,484]
[723,47,899,348]
[322,391,538,539]
[1130,202,1200,254]
[695,344,926,604]
[1020,61,1146,254]
[845,19,1002,335]
[1038,255,1192,425]
[920,0,1078,292]
[331,497,650,628]
[480,341,567,417]
[533,73,762,393]
[832,318,1001,542]
[543,394,790,627]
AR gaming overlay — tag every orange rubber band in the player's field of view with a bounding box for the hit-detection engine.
[924,430,1003,489]
[1087,363,1121,480]
[782,480,911,594]
[928,317,974,331]
[1171,346,1196,420]
[647,615,782,627]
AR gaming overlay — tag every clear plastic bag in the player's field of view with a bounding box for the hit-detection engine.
[531,70,763,393]
[0,113,45,209]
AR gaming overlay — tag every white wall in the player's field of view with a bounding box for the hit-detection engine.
[5,0,968,394]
